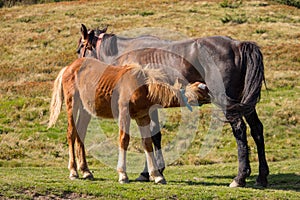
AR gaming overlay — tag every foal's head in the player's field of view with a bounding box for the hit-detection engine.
[77,24,107,58]
[185,82,210,105]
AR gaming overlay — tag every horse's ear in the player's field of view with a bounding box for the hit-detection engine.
[81,24,88,40]
[102,26,108,33]
[97,25,108,34]
[88,30,95,42]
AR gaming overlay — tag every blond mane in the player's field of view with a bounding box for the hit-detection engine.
[126,63,198,107]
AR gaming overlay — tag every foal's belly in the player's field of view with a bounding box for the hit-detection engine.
[79,90,114,119]
[94,96,114,118]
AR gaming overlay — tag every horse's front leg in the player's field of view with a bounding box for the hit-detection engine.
[228,116,251,187]
[117,106,130,183]
[75,106,93,180]
[137,116,166,184]
[137,109,165,182]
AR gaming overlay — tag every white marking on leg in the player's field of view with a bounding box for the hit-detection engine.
[117,148,128,183]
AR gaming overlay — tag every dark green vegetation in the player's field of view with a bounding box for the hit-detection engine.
[0,0,74,8]
[0,0,299,199]
[272,0,300,8]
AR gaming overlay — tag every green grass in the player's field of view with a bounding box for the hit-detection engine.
[0,0,299,199]
[0,160,299,199]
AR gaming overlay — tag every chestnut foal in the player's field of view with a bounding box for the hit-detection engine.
[49,57,206,183]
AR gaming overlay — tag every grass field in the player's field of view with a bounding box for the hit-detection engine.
[0,0,299,199]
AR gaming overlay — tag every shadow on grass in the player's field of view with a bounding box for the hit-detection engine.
[79,177,110,182]
[259,173,299,192]
[194,173,300,191]
[168,180,229,187]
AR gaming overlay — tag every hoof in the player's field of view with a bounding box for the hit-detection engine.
[119,172,129,184]
[229,180,245,188]
[83,172,94,180]
[119,178,129,184]
[69,174,79,180]
[154,176,167,184]
[135,174,150,182]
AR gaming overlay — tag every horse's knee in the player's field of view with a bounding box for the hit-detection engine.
[142,137,153,152]
[119,133,130,150]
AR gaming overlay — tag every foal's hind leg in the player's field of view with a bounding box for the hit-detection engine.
[245,110,269,187]
[137,109,165,182]
[228,116,251,187]
[75,106,93,180]
[66,96,79,180]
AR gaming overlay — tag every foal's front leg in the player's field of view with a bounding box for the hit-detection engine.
[137,116,166,184]
[117,106,130,183]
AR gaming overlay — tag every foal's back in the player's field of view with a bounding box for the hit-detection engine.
[74,58,134,118]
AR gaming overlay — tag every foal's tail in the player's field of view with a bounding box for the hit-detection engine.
[238,42,265,115]
[48,67,66,128]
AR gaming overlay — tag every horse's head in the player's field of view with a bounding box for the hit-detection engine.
[77,24,107,58]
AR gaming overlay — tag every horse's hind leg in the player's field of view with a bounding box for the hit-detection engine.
[136,116,166,184]
[137,109,165,182]
[228,116,251,187]
[245,110,269,187]
[75,105,93,180]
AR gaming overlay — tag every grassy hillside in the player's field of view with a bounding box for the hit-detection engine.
[0,0,299,199]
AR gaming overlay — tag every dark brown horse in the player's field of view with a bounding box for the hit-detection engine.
[71,24,270,186]
[75,24,269,188]
[48,57,206,183]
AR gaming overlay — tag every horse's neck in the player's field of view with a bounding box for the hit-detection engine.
[99,35,171,64]
[98,36,129,64]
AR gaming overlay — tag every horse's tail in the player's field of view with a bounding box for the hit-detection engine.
[238,42,265,115]
[48,67,66,128]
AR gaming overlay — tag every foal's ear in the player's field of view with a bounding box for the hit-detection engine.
[81,24,88,40]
